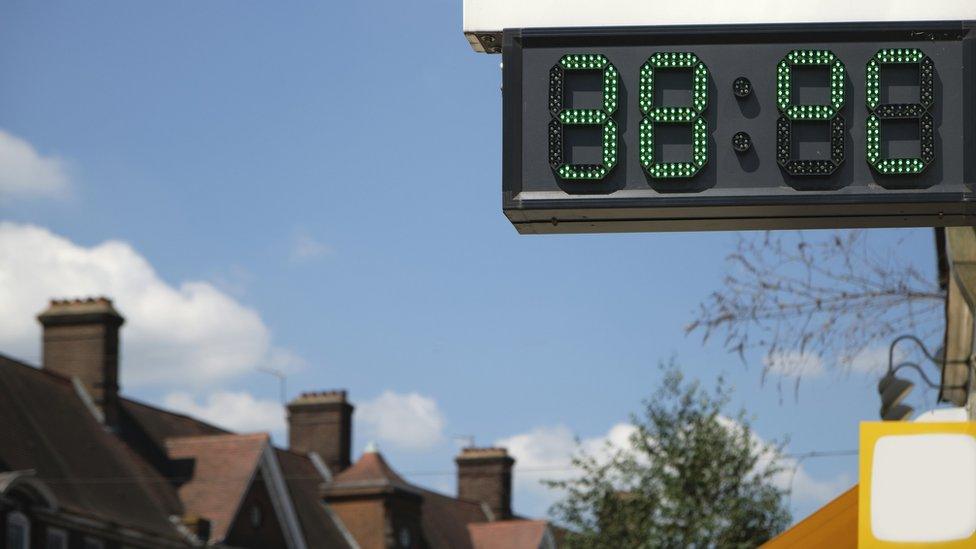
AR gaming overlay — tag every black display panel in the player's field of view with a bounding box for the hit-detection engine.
[501,21,976,233]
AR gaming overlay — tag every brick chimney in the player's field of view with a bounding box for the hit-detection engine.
[287,390,353,474]
[37,297,125,426]
[456,447,515,520]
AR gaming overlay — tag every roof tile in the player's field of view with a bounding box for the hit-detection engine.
[165,433,268,542]
[468,520,551,549]
[0,355,184,540]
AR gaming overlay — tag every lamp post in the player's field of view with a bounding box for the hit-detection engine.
[879,335,970,421]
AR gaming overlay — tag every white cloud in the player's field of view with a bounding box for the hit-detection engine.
[0,129,70,199]
[500,424,635,479]
[498,425,577,478]
[208,264,255,298]
[763,350,825,378]
[767,345,909,378]
[844,345,904,374]
[291,233,331,262]
[580,423,637,458]
[163,390,285,436]
[0,222,300,386]
[783,461,852,506]
[716,416,852,507]
[357,391,446,451]
[497,423,636,511]
[265,347,309,374]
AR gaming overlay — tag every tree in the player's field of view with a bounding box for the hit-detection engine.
[546,363,791,548]
[686,230,944,387]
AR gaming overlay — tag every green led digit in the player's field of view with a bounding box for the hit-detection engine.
[638,52,709,179]
[548,54,619,180]
[865,49,935,175]
[775,50,846,176]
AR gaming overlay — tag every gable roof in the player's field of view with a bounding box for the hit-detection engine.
[117,395,353,548]
[0,355,185,542]
[418,487,490,549]
[275,448,357,548]
[331,449,416,492]
[468,520,551,549]
[122,397,229,445]
[331,449,492,548]
[165,433,268,543]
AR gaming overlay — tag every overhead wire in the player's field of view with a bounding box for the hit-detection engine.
[27,448,858,485]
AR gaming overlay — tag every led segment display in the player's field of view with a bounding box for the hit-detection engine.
[547,54,619,180]
[639,52,710,179]
[503,22,976,234]
[775,50,846,176]
[865,48,936,175]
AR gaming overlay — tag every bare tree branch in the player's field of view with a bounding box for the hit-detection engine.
[687,230,944,382]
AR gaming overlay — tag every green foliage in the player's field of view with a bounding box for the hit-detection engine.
[545,363,791,548]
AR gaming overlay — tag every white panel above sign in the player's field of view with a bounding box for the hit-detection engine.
[463,0,976,52]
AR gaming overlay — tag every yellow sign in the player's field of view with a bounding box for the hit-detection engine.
[859,421,976,547]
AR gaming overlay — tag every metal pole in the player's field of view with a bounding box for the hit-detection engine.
[257,367,287,405]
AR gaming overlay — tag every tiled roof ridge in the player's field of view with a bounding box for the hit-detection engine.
[329,478,420,491]
[0,354,72,386]
[415,485,487,511]
[120,396,231,434]
[275,446,318,460]
[0,368,231,441]
[165,432,269,445]
[471,518,548,526]
[0,360,219,444]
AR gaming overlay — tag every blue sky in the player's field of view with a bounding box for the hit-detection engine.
[0,2,944,521]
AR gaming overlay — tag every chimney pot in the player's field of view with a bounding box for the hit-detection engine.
[287,389,354,474]
[37,297,124,427]
[456,446,515,520]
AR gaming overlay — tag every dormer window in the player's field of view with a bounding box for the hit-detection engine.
[5,511,30,549]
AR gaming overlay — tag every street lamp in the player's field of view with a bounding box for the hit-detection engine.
[879,335,971,421]
[878,371,915,421]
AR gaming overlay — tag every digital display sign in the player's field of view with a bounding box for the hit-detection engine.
[502,21,976,233]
